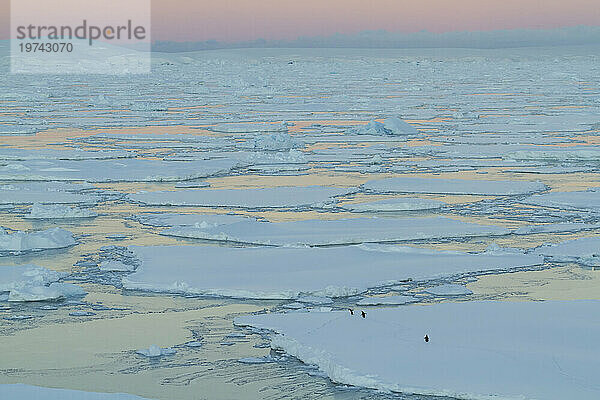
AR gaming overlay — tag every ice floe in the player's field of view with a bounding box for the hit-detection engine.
[339,198,445,212]
[136,344,176,357]
[521,190,600,211]
[424,284,472,296]
[534,237,600,267]
[0,264,85,302]
[0,227,76,255]
[513,223,600,235]
[0,159,238,182]
[8,283,86,302]
[133,213,252,228]
[99,260,136,272]
[364,177,547,196]
[208,122,289,133]
[159,217,510,246]
[25,203,97,219]
[0,184,96,205]
[123,245,542,299]
[235,300,600,400]
[130,186,356,209]
[356,295,417,306]
[350,118,418,136]
[0,384,152,400]
[0,265,65,293]
[252,132,302,151]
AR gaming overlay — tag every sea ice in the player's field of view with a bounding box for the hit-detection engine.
[356,295,417,306]
[513,223,600,235]
[252,132,302,151]
[534,237,600,267]
[339,198,445,212]
[424,284,472,296]
[0,264,65,294]
[99,260,135,272]
[521,190,600,211]
[208,122,288,133]
[25,203,97,219]
[159,217,510,246]
[364,177,546,196]
[0,227,76,255]
[133,213,252,228]
[0,185,96,205]
[8,282,86,302]
[123,245,542,299]
[130,186,356,209]
[350,118,418,136]
[136,344,176,357]
[235,300,600,400]
[0,159,238,182]
[0,384,152,399]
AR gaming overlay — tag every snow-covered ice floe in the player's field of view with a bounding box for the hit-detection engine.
[122,245,543,299]
[0,264,85,302]
[521,190,600,211]
[235,300,600,400]
[0,184,96,205]
[424,284,472,296]
[364,177,546,196]
[349,118,419,136]
[130,186,356,209]
[534,237,600,267]
[0,384,153,399]
[159,216,510,246]
[357,295,417,306]
[136,344,176,358]
[512,223,600,235]
[339,198,445,212]
[0,227,76,255]
[25,203,97,219]
[0,159,238,182]
[133,213,253,228]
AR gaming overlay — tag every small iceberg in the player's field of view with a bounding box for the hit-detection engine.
[136,344,176,358]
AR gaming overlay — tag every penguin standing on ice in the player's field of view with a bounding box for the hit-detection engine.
[349,308,354,315]
[361,310,366,318]
[424,335,429,343]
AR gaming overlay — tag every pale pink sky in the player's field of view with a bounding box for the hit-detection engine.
[2,0,599,42]
[151,0,600,42]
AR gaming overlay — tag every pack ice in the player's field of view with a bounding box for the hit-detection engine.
[160,216,510,246]
[0,159,238,182]
[521,190,600,211]
[122,245,542,299]
[339,198,445,212]
[0,227,76,255]
[0,184,96,205]
[130,186,355,209]
[25,203,97,219]
[235,300,600,400]
[349,118,419,136]
[0,264,85,302]
[364,177,546,195]
[534,237,600,267]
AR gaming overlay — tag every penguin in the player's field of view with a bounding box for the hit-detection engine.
[361,310,366,318]
[424,335,429,343]
[349,308,354,315]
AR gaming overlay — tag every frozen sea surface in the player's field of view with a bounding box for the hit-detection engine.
[123,245,542,299]
[160,216,510,246]
[236,300,600,400]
